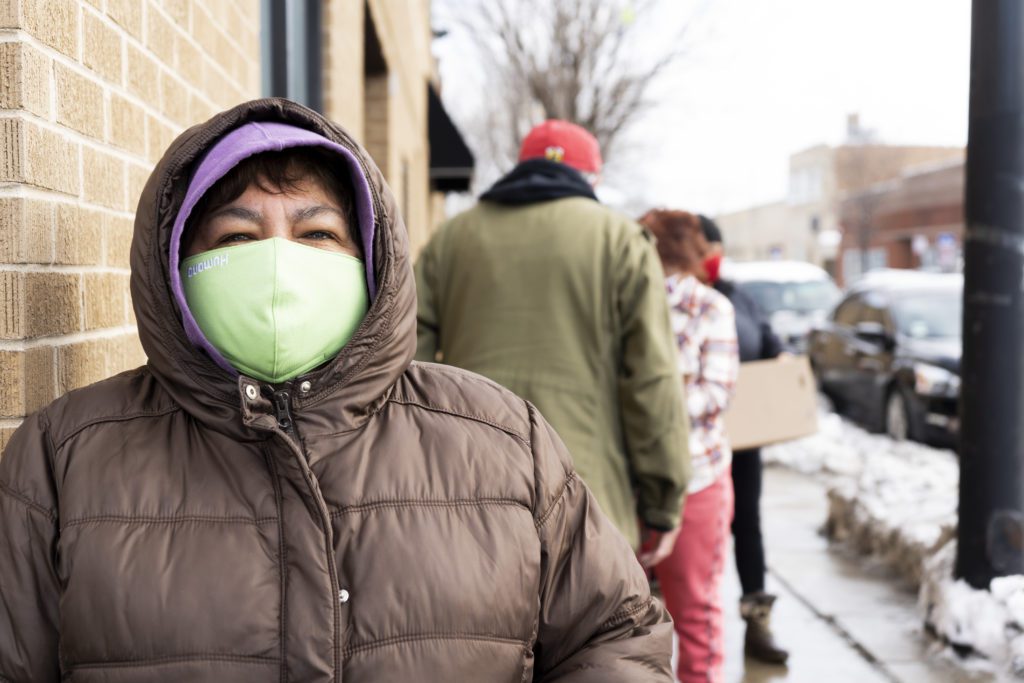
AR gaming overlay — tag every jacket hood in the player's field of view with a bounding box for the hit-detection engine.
[170,121,379,377]
[480,158,597,205]
[130,98,416,437]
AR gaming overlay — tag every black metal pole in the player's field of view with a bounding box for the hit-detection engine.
[957,0,1024,588]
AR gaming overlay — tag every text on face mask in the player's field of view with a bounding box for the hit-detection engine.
[186,254,229,278]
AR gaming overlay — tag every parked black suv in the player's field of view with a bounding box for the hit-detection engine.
[807,271,961,448]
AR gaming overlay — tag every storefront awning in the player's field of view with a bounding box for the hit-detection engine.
[428,85,475,192]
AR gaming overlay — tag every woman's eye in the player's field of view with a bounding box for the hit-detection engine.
[218,234,253,245]
[302,230,336,241]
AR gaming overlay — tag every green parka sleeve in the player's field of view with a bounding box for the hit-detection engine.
[414,225,443,362]
[529,402,673,681]
[0,412,61,682]
[614,226,691,530]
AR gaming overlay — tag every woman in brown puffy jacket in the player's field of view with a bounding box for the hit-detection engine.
[0,99,672,682]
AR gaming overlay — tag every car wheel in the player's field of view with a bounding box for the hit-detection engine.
[886,390,911,442]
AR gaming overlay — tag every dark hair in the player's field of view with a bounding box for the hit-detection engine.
[182,147,359,255]
[638,209,708,272]
[699,214,723,245]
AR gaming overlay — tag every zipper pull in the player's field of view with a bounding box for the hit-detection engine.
[272,390,294,432]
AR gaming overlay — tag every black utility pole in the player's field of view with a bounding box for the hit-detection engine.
[957,0,1024,588]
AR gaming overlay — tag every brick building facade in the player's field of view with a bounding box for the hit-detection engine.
[0,1,461,449]
[714,116,962,278]
[837,160,964,284]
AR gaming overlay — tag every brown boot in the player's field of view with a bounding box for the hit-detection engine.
[741,592,789,665]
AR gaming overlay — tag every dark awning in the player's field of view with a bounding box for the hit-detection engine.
[428,85,475,192]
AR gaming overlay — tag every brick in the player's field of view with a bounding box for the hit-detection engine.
[107,0,142,38]
[232,1,259,35]
[55,62,106,140]
[0,198,54,264]
[57,339,107,393]
[19,0,79,59]
[192,16,225,74]
[112,333,146,373]
[82,145,125,210]
[161,0,190,30]
[0,272,24,339]
[83,272,128,330]
[0,119,82,195]
[194,0,225,28]
[24,272,81,338]
[174,31,201,74]
[0,350,25,417]
[145,115,176,164]
[145,5,175,66]
[103,213,134,267]
[54,203,103,265]
[109,93,146,157]
[159,71,190,125]
[0,42,51,118]
[0,118,24,184]
[0,0,18,27]
[83,10,123,84]
[126,335,146,367]
[0,344,58,425]
[200,58,242,111]
[126,43,159,104]
[24,346,56,413]
[25,121,81,195]
[127,162,150,211]
[0,426,17,454]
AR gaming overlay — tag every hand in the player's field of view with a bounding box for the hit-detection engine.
[637,525,681,569]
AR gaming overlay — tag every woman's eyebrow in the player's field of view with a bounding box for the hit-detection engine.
[292,205,345,222]
[211,206,262,222]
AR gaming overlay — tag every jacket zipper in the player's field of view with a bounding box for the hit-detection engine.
[271,388,343,681]
[273,390,295,434]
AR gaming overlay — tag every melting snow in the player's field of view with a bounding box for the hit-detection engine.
[765,400,1024,678]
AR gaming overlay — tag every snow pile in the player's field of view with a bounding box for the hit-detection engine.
[766,410,958,584]
[921,542,1024,677]
[765,405,1024,677]
[762,410,862,477]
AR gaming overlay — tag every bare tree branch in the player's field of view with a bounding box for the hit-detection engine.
[450,0,690,179]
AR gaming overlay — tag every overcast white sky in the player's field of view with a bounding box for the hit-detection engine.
[434,0,971,216]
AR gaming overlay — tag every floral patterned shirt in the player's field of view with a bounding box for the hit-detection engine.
[666,274,739,494]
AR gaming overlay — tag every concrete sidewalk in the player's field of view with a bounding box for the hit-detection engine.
[718,466,990,683]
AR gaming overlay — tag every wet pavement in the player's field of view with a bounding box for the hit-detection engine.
[717,466,991,683]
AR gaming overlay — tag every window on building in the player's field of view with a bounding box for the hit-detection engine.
[261,0,323,111]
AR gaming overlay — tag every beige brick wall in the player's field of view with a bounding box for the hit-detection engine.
[323,0,364,140]
[0,0,260,450]
[323,0,435,255]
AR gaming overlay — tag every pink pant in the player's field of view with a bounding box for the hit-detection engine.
[655,472,734,683]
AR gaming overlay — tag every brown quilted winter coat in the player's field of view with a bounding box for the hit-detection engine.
[0,99,672,682]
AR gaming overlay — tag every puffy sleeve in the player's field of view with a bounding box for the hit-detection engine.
[614,227,691,531]
[0,412,61,682]
[529,402,673,682]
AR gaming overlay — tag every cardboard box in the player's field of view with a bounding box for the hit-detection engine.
[724,356,819,451]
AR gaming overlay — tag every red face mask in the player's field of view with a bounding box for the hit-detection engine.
[702,253,723,284]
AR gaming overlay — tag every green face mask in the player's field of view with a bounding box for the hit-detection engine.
[181,238,369,384]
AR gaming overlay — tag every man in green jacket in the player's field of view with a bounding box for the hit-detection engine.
[416,120,690,565]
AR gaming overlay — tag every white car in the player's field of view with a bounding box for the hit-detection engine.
[720,260,842,353]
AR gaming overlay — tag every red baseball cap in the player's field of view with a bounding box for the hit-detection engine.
[518,120,603,174]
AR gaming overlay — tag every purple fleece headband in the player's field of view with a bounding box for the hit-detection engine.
[168,121,377,377]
